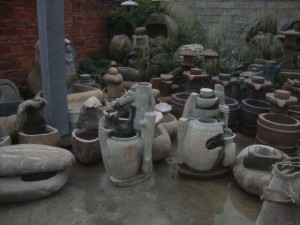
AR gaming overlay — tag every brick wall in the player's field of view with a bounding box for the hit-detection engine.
[0,0,121,88]
[174,0,300,49]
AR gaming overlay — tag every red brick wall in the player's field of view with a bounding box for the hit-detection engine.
[0,0,121,88]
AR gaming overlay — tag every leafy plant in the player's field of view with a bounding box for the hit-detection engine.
[105,0,155,38]
[161,0,207,45]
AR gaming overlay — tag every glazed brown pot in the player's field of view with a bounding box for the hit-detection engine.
[256,113,300,153]
[288,104,300,120]
[239,99,270,136]
[170,92,190,118]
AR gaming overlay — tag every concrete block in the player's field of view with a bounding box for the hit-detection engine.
[234,2,250,9]
[249,2,266,9]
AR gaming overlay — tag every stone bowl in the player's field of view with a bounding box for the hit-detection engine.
[155,102,172,114]
[196,96,218,108]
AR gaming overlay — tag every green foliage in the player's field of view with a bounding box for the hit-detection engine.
[105,0,155,38]
[162,1,207,45]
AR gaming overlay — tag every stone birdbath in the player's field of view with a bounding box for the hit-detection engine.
[266,89,297,114]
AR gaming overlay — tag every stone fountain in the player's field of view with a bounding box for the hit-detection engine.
[17,98,61,147]
[99,82,158,186]
[71,96,104,164]
[177,84,236,178]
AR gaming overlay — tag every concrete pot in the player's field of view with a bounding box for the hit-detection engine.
[256,158,300,225]
[152,124,171,162]
[256,113,300,153]
[239,99,270,136]
[19,125,61,147]
[71,129,101,165]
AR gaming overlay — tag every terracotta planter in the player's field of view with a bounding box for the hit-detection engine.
[100,132,142,179]
[19,125,61,147]
[239,99,270,136]
[71,129,101,164]
[152,124,171,162]
[256,113,300,153]
[256,158,300,225]
[170,92,190,118]
[225,97,240,130]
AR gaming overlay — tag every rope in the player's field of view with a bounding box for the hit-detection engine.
[260,158,300,206]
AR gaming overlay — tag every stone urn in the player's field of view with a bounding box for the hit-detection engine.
[256,157,300,225]
[99,82,157,187]
[256,113,300,154]
[233,145,288,197]
[17,98,61,147]
[103,67,124,99]
[100,130,143,179]
[0,144,74,203]
[266,89,297,114]
[71,97,103,164]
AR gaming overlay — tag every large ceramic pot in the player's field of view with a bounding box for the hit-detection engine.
[225,97,240,130]
[181,118,224,171]
[256,158,300,225]
[239,99,270,136]
[19,125,61,147]
[170,92,190,118]
[152,124,171,162]
[101,133,142,179]
[256,113,300,153]
[71,129,101,164]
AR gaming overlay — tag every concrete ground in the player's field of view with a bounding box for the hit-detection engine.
[0,134,261,225]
